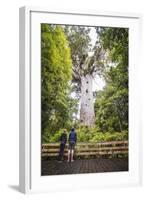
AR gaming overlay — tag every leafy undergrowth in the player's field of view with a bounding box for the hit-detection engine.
[42,126,128,143]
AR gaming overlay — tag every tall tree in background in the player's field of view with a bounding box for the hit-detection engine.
[41,24,73,141]
[65,26,103,126]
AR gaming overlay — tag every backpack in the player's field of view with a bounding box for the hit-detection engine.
[69,131,76,142]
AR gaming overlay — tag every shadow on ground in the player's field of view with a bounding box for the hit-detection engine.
[8,185,19,192]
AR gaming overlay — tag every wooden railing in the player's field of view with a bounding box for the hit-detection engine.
[42,140,128,158]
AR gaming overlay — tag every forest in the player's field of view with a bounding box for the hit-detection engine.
[41,24,128,143]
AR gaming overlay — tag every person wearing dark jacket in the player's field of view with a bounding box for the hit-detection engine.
[57,129,67,162]
[67,128,77,162]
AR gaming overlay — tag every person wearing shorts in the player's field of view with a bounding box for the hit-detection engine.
[67,128,77,162]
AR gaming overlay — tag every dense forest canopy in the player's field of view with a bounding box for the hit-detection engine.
[94,28,128,133]
[41,24,128,143]
[41,24,78,142]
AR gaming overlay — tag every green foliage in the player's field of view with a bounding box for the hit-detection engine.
[98,28,128,67]
[89,131,128,142]
[41,24,78,142]
[44,126,128,143]
[64,26,93,93]
[76,126,128,142]
[94,27,128,133]
[64,26,91,67]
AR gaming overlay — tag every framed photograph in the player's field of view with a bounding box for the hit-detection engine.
[19,6,142,193]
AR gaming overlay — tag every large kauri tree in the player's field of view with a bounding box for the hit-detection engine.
[65,26,103,126]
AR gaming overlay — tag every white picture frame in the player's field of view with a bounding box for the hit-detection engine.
[19,6,143,194]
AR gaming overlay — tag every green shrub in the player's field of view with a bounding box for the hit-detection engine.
[42,126,128,143]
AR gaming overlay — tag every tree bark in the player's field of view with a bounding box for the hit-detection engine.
[80,74,95,126]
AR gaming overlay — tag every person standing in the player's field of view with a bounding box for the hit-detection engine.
[68,128,77,162]
[57,129,67,162]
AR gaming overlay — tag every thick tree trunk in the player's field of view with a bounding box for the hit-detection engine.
[80,74,95,126]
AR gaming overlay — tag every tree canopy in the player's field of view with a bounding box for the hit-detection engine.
[41,24,78,142]
[94,27,128,133]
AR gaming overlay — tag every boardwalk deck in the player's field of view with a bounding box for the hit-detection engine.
[41,158,128,176]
